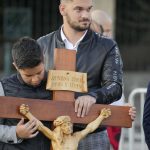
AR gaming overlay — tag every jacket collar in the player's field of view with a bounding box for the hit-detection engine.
[56,26,94,46]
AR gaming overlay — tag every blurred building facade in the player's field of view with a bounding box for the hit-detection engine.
[0,0,62,75]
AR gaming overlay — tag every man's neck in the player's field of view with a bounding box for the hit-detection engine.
[62,24,86,46]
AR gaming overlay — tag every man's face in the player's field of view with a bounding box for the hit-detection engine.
[60,0,93,31]
[61,121,73,134]
[102,22,112,38]
[91,20,112,38]
[16,63,45,87]
[90,10,113,38]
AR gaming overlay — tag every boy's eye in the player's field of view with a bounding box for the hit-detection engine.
[77,8,81,11]
[26,75,32,77]
[37,72,41,75]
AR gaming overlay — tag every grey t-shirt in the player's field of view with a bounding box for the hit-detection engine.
[0,82,4,96]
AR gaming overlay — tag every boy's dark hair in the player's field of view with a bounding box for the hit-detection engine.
[12,37,43,69]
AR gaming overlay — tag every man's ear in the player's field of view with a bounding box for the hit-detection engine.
[12,62,18,71]
[59,4,67,16]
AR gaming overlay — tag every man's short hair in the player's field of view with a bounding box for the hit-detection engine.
[12,37,43,69]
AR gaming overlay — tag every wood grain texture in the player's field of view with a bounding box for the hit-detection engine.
[52,48,76,101]
[0,96,132,128]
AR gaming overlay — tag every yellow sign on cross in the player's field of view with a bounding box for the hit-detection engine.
[46,70,87,93]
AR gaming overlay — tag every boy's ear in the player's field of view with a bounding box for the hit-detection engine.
[12,62,18,71]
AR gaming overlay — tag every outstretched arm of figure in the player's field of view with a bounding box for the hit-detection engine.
[77,108,111,141]
[19,104,56,141]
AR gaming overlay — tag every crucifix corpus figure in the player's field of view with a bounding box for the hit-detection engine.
[20,104,111,150]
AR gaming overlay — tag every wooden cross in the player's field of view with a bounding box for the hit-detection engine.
[0,48,132,149]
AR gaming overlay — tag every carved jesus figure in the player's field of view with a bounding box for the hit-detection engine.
[20,104,111,150]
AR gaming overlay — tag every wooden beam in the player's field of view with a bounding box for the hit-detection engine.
[0,96,132,128]
[53,48,76,101]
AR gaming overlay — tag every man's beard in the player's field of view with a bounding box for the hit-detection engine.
[66,14,91,31]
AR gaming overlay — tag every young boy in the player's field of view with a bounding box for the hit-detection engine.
[0,37,51,150]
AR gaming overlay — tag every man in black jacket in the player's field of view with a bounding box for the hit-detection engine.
[0,37,51,150]
[37,0,123,149]
[143,83,150,149]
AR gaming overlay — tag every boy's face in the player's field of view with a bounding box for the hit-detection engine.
[14,63,45,87]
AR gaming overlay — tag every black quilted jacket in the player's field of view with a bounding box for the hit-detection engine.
[37,28,123,104]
